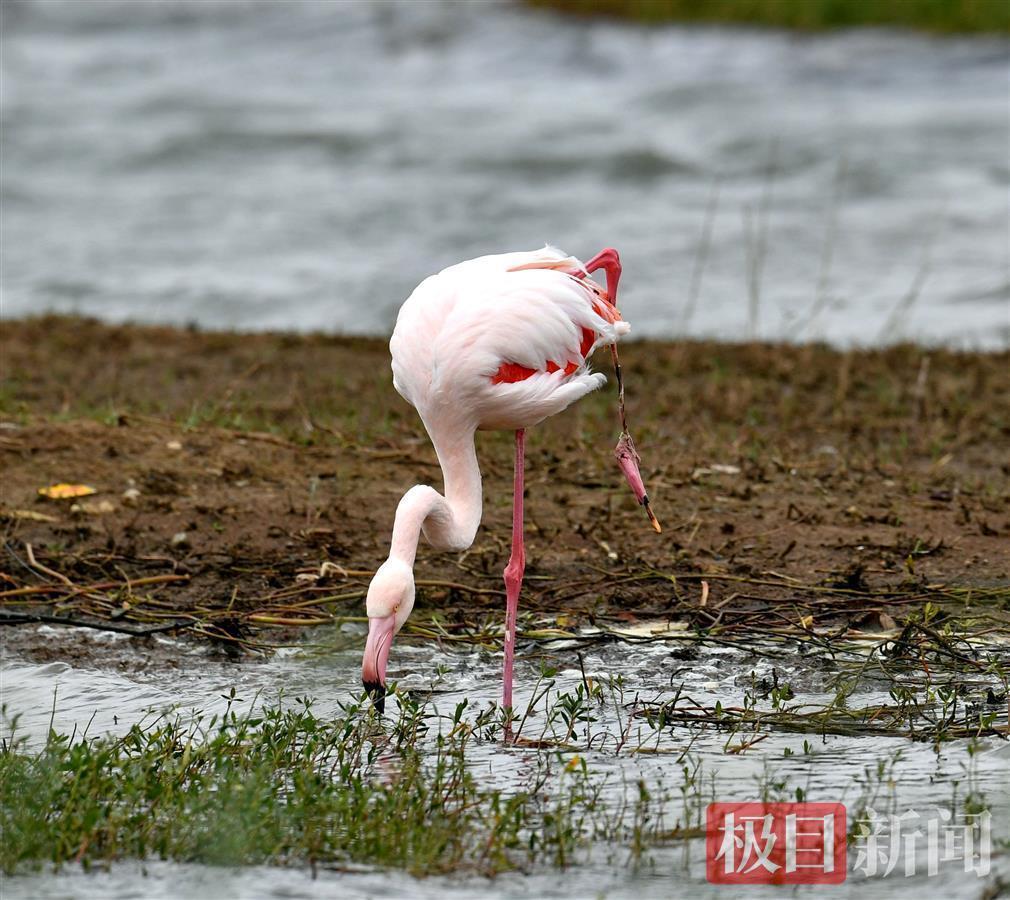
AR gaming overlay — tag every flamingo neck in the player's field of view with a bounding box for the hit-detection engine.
[388,422,482,566]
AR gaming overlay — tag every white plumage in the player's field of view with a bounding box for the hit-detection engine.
[362,245,643,720]
[390,245,629,432]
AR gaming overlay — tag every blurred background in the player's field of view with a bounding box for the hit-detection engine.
[1,0,1007,347]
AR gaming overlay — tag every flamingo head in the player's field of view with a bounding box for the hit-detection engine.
[362,558,415,713]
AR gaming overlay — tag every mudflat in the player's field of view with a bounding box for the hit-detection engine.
[2,316,1008,665]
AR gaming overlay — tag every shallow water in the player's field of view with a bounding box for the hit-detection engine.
[7,857,1008,900]
[3,623,1008,898]
[2,0,1008,347]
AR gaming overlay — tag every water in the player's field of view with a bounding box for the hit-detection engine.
[2,0,1008,347]
[3,623,1008,898]
[6,859,1007,900]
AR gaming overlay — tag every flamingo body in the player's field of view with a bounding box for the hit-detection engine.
[390,246,629,433]
[361,246,636,720]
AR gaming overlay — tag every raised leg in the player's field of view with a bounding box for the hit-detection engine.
[502,428,526,733]
[584,247,622,305]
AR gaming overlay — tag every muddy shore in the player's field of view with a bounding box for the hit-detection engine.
[1,316,1008,666]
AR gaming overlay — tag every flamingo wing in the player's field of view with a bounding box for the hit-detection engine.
[391,246,629,430]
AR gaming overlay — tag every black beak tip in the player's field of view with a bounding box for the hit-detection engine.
[363,679,386,714]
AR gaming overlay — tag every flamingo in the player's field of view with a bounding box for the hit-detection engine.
[360,246,659,719]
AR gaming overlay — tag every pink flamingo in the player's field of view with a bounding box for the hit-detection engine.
[361,246,658,718]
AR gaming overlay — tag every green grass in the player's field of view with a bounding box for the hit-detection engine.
[527,0,1010,33]
[0,692,644,876]
[2,661,1005,877]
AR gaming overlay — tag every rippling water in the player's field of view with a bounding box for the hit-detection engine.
[3,625,1009,898]
[1,0,1008,346]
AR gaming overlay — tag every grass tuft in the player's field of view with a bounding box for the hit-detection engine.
[0,692,645,876]
[527,0,1010,34]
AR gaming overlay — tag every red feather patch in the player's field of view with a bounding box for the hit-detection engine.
[490,327,598,384]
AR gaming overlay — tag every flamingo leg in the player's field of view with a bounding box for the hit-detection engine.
[502,427,526,736]
[584,247,622,305]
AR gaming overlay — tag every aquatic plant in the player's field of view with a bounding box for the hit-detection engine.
[0,691,670,876]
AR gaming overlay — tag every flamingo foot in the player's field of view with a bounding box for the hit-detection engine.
[614,431,662,533]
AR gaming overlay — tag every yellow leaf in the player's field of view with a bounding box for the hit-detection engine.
[38,483,97,500]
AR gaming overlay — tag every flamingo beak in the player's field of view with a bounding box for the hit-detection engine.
[362,614,395,714]
[614,431,662,533]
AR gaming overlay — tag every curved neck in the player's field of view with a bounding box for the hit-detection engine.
[388,422,482,566]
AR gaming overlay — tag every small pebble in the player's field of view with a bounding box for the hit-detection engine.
[68,499,114,517]
[122,488,141,506]
[171,531,190,548]
[166,440,183,451]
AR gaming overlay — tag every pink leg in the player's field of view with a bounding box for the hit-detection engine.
[584,247,622,305]
[502,428,525,733]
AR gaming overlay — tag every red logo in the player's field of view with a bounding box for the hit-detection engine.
[706,802,847,884]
